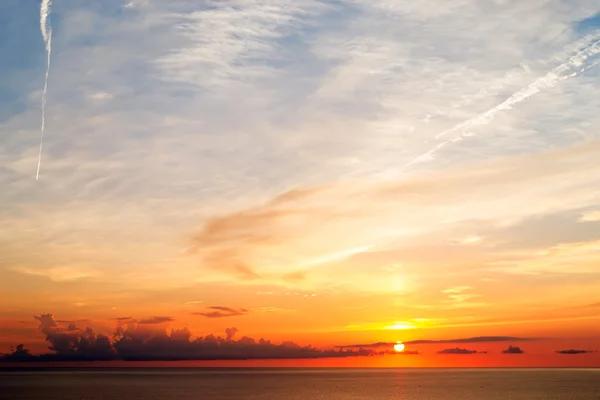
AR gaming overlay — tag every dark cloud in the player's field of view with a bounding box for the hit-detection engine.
[26,314,117,361]
[337,336,536,348]
[502,345,524,354]
[437,348,479,355]
[137,316,174,325]
[193,306,249,318]
[0,344,35,362]
[225,327,239,341]
[112,316,134,321]
[1,314,373,362]
[556,349,595,355]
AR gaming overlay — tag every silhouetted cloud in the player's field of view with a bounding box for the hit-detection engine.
[225,327,239,341]
[28,314,117,361]
[193,306,249,318]
[437,348,479,355]
[1,314,374,362]
[112,316,134,321]
[336,336,536,348]
[0,344,35,362]
[138,316,174,325]
[556,349,595,354]
[502,345,524,354]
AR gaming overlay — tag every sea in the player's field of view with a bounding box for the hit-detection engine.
[1,368,599,400]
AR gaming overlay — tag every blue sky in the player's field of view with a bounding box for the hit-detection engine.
[1,0,600,345]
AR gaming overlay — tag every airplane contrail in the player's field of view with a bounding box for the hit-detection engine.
[405,35,600,168]
[36,0,53,181]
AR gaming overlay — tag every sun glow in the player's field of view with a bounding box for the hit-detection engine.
[385,321,417,330]
[394,342,405,352]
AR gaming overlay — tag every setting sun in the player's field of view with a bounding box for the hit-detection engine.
[393,342,406,353]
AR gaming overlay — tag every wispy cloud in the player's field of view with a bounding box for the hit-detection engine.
[157,0,329,95]
[193,306,249,319]
[579,210,600,222]
[407,35,600,166]
[443,286,473,294]
[138,316,174,325]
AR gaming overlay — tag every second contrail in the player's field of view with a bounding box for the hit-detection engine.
[404,35,600,168]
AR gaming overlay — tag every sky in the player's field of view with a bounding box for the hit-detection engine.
[1,0,600,367]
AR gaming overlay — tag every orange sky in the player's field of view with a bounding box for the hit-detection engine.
[1,0,600,368]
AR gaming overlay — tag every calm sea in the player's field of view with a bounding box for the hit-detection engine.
[1,368,599,400]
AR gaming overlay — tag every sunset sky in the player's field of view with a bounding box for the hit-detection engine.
[1,0,600,367]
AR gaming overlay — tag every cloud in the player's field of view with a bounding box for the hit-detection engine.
[253,307,291,313]
[156,0,329,93]
[225,327,238,341]
[137,316,174,325]
[180,140,600,289]
[112,316,134,321]
[384,321,417,330]
[453,236,483,245]
[579,210,600,222]
[10,266,99,282]
[502,345,525,354]
[194,250,262,281]
[283,271,307,282]
[30,314,117,361]
[442,286,473,294]
[0,344,35,362]
[1,314,374,362]
[184,301,204,306]
[193,306,249,319]
[88,92,113,101]
[410,337,536,345]
[437,348,479,355]
[556,349,596,354]
[337,336,537,348]
[123,0,149,9]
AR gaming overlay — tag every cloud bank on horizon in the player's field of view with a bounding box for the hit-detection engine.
[0,0,600,361]
[2,314,594,362]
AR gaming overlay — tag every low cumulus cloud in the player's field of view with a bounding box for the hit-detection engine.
[556,349,596,355]
[437,348,480,355]
[112,316,134,321]
[502,345,524,354]
[138,316,175,325]
[0,314,373,362]
[26,313,117,361]
[193,306,249,318]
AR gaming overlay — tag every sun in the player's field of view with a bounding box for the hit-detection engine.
[393,341,405,352]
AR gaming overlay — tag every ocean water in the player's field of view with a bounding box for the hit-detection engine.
[1,368,599,400]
